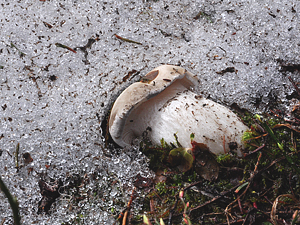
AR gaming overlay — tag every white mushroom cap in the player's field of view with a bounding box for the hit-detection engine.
[109,65,248,156]
[109,65,199,146]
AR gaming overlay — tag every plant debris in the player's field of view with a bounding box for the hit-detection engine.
[216,67,236,74]
[42,21,53,29]
[55,43,77,53]
[278,59,300,73]
[0,177,21,225]
[10,42,25,57]
[193,11,214,23]
[14,143,19,172]
[288,76,300,97]
[122,69,140,82]
[76,36,99,64]
[115,34,142,45]
[192,142,219,182]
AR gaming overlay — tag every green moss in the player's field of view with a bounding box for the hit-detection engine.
[216,153,233,164]
[155,182,168,195]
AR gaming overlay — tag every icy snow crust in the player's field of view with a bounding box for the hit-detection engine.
[0,0,299,224]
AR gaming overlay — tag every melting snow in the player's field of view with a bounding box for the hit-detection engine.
[0,0,299,224]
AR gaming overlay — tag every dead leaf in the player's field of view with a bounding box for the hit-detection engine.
[192,141,220,181]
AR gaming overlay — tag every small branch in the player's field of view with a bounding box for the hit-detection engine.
[189,182,241,213]
[183,181,202,191]
[244,144,265,157]
[254,152,263,172]
[115,34,142,45]
[55,43,77,53]
[113,188,136,225]
[288,76,300,96]
[273,124,300,133]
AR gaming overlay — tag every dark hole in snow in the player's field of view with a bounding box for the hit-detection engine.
[49,75,57,81]
[23,152,33,164]
[38,177,62,214]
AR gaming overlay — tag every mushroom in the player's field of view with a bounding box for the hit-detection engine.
[109,65,248,156]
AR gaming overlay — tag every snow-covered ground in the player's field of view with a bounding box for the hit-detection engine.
[0,0,299,224]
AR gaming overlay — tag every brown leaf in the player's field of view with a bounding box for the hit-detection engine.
[192,141,219,181]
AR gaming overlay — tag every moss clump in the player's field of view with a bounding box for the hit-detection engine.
[129,111,300,225]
